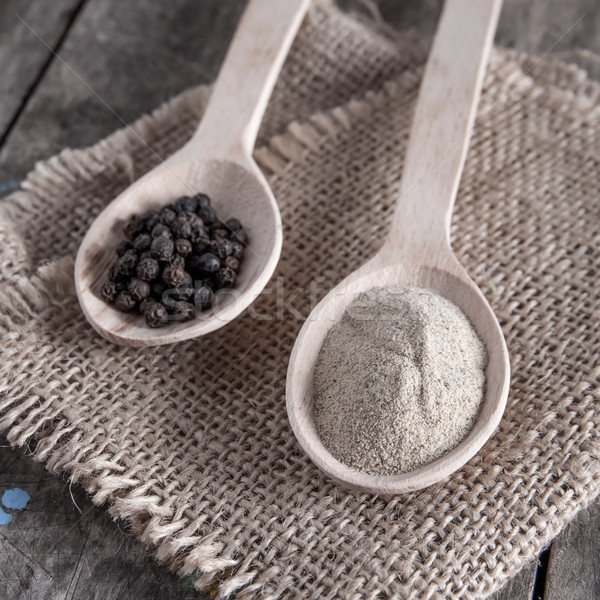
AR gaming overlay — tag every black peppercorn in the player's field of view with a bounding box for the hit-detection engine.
[181,271,193,287]
[107,261,129,286]
[144,302,169,328]
[175,238,192,257]
[225,218,242,233]
[196,253,221,274]
[175,196,198,213]
[124,215,145,240]
[114,291,137,312]
[215,267,237,288]
[170,284,195,302]
[139,297,158,315]
[101,280,118,302]
[213,238,233,260]
[128,278,150,302]
[108,262,120,281]
[151,223,171,238]
[162,263,186,287]
[192,238,211,256]
[136,257,160,281]
[194,285,214,311]
[224,256,240,272]
[170,255,186,269]
[177,210,197,224]
[133,233,152,252]
[141,210,160,231]
[107,263,119,282]
[170,301,195,322]
[151,236,174,261]
[113,250,138,277]
[195,193,211,208]
[170,216,192,239]
[159,206,177,225]
[197,205,217,227]
[231,242,244,259]
[189,219,207,244]
[116,240,132,257]
[211,227,229,240]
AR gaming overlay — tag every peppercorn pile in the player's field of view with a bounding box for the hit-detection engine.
[101,193,246,328]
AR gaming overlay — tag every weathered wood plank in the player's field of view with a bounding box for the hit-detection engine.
[0,0,84,149]
[376,0,600,52]
[0,443,198,600]
[376,0,600,78]
[4,0,600,186]
[0,0,246,187]
[495,0,600,56]
[546,502,600,600]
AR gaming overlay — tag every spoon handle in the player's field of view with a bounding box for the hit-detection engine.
[383,0,501,264]
[189,0,310,160]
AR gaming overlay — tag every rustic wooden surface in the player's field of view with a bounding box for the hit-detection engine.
[0,0,83,146]
[546,501,600,600]
[0,1,598,598]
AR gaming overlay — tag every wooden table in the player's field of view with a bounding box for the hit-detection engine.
[0,1,598,598]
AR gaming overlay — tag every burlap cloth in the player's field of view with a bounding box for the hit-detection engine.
[1,1,599,598]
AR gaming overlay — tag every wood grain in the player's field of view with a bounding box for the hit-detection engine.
[376,0,600,79]
[0,0,83,190]
[546,502,600,600]
[0,444,196,600]
[0,0,247,186]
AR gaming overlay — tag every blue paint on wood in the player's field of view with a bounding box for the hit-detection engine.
[0,180,19,194]
[0,508,12,525]
[2,488,30,510]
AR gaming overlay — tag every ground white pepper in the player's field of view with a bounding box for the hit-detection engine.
[313,286,487,475]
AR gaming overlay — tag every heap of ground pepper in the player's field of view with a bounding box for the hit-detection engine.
[101,193,246,328]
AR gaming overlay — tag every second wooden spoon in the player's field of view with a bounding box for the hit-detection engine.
[286,0,509,494]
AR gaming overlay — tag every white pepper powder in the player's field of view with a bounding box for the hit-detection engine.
[313,286,487,475]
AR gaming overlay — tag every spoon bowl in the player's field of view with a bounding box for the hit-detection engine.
[75,157,280,345]
[287,252,510,494]
[75,0,310,346]
[286,0,509,494]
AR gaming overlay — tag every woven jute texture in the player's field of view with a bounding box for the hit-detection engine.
[1,2,600,598]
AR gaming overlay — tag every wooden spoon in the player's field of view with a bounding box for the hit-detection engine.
[286,0,509,494]
[75,0,310,346]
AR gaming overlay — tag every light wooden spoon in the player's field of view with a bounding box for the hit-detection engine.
[75,0,310,346]
[287,0,509,494]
